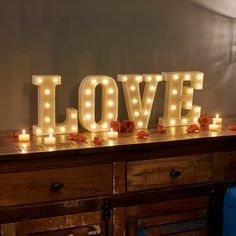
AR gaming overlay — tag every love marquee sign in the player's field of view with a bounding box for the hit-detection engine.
[32,71,204,136]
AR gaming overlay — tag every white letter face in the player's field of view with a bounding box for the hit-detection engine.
[159,72,204,126]
[79,75,118,132]
[32,75,78,136]
[118,74,162,129]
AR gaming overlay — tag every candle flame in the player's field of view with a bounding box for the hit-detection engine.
[216,113,219,119]
[22,129,26,135]
[110,128,113,132]
[49,134,53,138]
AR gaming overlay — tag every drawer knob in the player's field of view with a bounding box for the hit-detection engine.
[51,182,64,191]
[170,170,181,177]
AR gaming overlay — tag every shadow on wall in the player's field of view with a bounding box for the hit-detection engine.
[0,0,236,130]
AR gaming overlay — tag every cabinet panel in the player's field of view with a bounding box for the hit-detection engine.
[127,154,213,192]
[224,151,236,180]
[0,164,112,206]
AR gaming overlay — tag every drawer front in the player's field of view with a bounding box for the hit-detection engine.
[225,151,236,180]
[127,154,213,192]
[0,164,112,206]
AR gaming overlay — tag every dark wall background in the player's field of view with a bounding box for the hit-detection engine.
[0,0,236,131]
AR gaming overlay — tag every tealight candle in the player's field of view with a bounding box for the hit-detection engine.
[209,120,220,132]
[18,130,30,142]
[107,128,118,139]
[213,113,222,125]
[44,134,56,144]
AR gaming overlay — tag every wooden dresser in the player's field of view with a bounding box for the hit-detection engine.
[0,126,236,236]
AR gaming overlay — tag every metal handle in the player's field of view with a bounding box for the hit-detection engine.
[51,182,64,191]
[170,170,181,177]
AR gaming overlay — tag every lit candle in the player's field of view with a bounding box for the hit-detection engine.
[107,128,118,139]
[44,134,56,144]
[213,113,222,125]
[18,130,30,142]
[209,120,220,131]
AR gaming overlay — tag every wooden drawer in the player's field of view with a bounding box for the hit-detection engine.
[0,164,112,206]
[224,151,236,180]
[127,154,213,192]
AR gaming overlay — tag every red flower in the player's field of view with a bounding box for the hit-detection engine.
[228,125,236,131]
[68,133,87,143]
[136,130,150,138]
[187,124,200,133]
[156,125,167,133]
[198,114,210,126]
[110,120,121,132]
[93,137,103,145]
[121,120,136,132]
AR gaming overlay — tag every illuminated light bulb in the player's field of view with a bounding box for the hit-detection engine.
[147,98,152,104]
[38,78,43,83]
[85,89,92,95]
[156,75,162,81]
[45,103,50,108]
[103,123,108,129]
[194,117,198,122]
[71,113,77,118]
[188,88,193,94]
[85,114,91,120]
[45,117,50,123]
[182,118,187,124]
[130,86,136,91]
[171,105,176,110]
[136,76,142,82]
[134,111,140,117]
[71,126,77,131]
[132,99,138,104]
[108,88,114,94]
[53,78,59,83]
[108,113,114,119]
[170,119,176,125]
[85,102,91,108]
[185,74,191,80]
[197,74,203,80]
[173,74,179,80]
[147,76,152,81]
[123,76,128,82]
[103,79,109,84]
[91,79,97,85]
[48,128,54,134]
[150,86,155,91]
[195,107,201,112]
[138,121,143,127]
[60,127,65,132]
[44,89,50,95]
[91,124,97,129]
[37,129,42,134]
[108,101,114,106]
[144,110,149,115]
[172,89,178,95]
[187,102,192,108]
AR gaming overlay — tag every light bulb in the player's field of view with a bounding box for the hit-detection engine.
[48,128,54,134]
[134,111,140,116]
[103,123,108,128]
[85,102,91,108]
[173,74,179,80]
[91,79,97,85]
[130,86,136,91]
[194,117,198,122]
[108,88,114,94]
[103,79,108,84]
[38,78,43,83]
[60,127,65,132]
[170,119,176,125]
[85,89,92,95]
[187,102,192,108]
[123,76,127,82]
[197,74,203,80]
[85,114,91,120]
[147,76,152,81]
[132,99,138,104]
[45,117,50,123]
[136,76,142,82]
[71,113,77,118]
[108,113,113,118]
[147,98,152,104]
[44,89,50,95]
[108,101,114,106]
[150,86,155,91]
[91,124,96,129]
[196,84,202,89]
[144,110,149,115]
[185,74,191,80]
[182,118,187,124]
[188,88,193,94]
[195,107,201,112]
[53,78,59,83]
[37,129,42,134]
[156,75,162,81]
[138,121,143,127]
[172,89,177,95]
[71,126,77,131]
[171,105,176,110]
[45,103,50,108]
